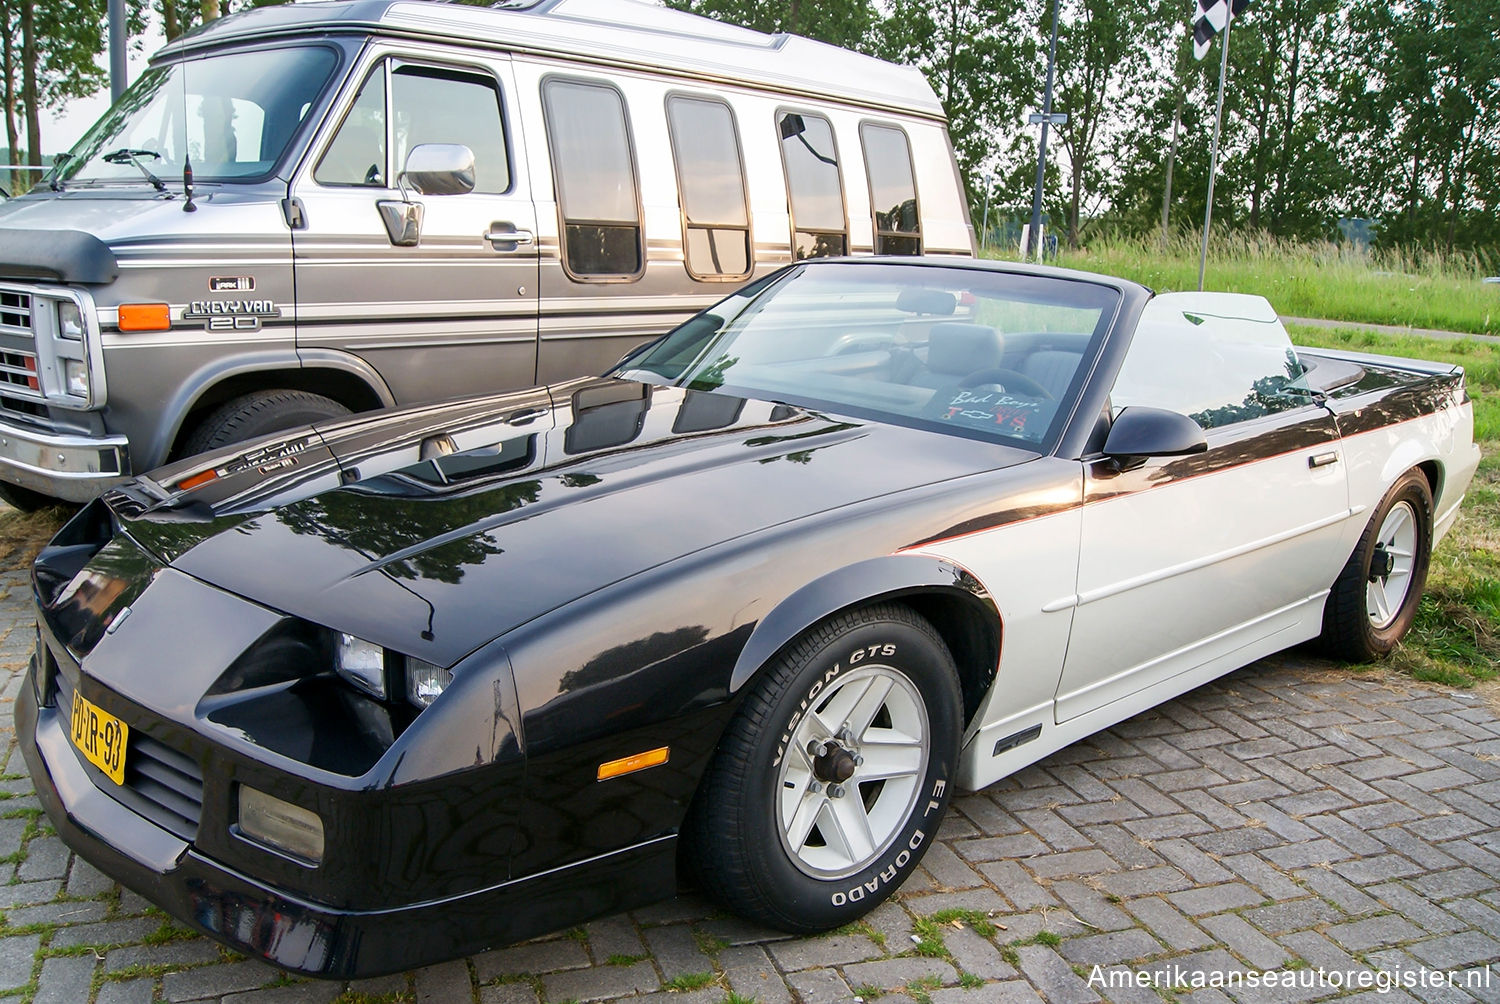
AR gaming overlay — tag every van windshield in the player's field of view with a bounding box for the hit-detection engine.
[60,46,339,186]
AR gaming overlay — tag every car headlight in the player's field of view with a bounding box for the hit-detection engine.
[335,633,389,700]
[335,633,452,708]
[406,658,453,708]
[237,785,324,864]
[57,300,84,340]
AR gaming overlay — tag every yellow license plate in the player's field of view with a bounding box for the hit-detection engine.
[69,691,128,786]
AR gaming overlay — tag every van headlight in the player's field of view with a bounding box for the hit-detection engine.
[57,301,84,340]
[335,633,389,700]
[64,359,90,397]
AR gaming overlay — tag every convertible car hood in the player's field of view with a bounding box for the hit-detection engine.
[129,380,1033,667]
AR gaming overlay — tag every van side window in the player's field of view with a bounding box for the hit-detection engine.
[860,124,921,255]
[543,79,644,279]
[316,67,387,186]
[666,96,751,280]
[777,112,847,260]
[391,66,510,193]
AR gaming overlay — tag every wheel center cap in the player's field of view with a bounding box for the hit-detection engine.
[1370,546,1395,581]
[813,743,858,784]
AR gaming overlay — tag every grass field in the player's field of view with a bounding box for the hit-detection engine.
[994,233,1500,337]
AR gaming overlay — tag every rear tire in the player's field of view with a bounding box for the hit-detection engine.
[0,480,60,513]
[685,603,961,933]
[180,390,350,459]
[1317,469,1432,662]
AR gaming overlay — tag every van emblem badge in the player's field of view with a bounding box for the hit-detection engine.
[209,276,255,292]
[184,298,281,332]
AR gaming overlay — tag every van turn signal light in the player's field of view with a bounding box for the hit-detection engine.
[118,303,172,332]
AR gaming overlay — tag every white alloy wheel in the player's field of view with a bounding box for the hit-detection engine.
[1367,499,1418,630]
[774,664,929,879]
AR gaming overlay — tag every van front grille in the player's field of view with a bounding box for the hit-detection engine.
[0,348,40,394]
[54,672,204,840]
[0,290,32,334]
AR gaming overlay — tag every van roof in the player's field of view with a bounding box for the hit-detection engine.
[156,0,946,120]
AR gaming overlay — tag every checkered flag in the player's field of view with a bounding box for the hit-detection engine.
[1193,0,1249,59]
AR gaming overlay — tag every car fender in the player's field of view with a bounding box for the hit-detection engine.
[728,553,997,695]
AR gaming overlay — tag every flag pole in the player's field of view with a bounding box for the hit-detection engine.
[1197,3,1234,291]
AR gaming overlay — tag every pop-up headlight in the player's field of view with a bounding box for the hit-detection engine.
[335,633,388,700]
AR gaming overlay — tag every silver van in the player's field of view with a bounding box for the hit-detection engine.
[0,0,972,509]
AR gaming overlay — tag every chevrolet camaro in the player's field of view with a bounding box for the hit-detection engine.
[16,258,1481,977]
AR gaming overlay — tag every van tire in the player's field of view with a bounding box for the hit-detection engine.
[0,481,60,513]
[181,390,350,458]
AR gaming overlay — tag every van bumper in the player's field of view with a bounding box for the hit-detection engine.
[0,420,130,500]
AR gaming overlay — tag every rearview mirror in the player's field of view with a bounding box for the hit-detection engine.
[1102,407,1207,467]
[401,143,476,197]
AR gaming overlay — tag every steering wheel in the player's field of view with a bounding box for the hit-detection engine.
[961,367,1054,400]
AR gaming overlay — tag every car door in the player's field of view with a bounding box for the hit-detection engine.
[290,48,540,404]
[1054,294,1352,723]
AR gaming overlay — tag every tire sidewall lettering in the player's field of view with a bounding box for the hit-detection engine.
[772,642,900,768]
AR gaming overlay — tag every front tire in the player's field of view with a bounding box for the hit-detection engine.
[179,390,350,459]
[1317,469,1433,661]
[686,603,961,933]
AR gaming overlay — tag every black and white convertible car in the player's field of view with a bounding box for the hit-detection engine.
[17,259,1481,977]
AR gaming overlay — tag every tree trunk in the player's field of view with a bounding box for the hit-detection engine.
[1248,16,1280,230]
[163,0,181,42]
[20,0,38,192]
[200,0,219,22]
[2,3,17,170]
[1271,0,1304,224]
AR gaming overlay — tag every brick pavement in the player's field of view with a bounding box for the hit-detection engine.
[1,509,1498,1002]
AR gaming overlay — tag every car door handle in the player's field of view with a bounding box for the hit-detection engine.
[485,226,534,250]
[506,407,548,426]
[1309,451,1340,469]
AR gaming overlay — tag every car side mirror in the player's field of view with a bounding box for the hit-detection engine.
[401,143,476,197]
[1101,407,1207,470]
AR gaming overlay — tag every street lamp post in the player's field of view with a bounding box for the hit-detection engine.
[980,172,994,251]
[109,0,127,102]
[1028,0,1063,262]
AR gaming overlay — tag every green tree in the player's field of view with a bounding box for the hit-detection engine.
[663,0,878,50]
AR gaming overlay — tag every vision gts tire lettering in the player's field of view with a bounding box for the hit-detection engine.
[686,603,961,933]
[1318,469,1432,662]
[181,390,350,457]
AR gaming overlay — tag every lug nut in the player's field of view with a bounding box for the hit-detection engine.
[853,754,864,767]
[808,780,822,793]
[828,784,845,798]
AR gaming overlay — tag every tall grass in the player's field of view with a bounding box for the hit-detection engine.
[990,232,1500,336]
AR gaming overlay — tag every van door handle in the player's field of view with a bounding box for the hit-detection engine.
[1309,451,1340,469]
[485,225,534,250]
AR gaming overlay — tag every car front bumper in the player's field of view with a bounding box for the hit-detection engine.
[15,658,676,979]
[0,419,130,500]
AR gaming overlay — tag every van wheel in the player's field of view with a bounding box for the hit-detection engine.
[0,481,60,513]
[1317,469,1433,662]
[180,391,350,458]
[684,603,960,933]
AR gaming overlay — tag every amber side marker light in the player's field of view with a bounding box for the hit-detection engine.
[597,746,670,781]
[177,469,219,491]
[118,303,171,332]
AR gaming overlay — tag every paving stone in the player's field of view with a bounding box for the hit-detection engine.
[96,981,156,1004]
[1368,882,1468,934]
[1014,944,1099,1004]
[1409,866,1498,900]
[106,940,222,972]
[414,959,473,1003]
[1050,880,1134,932]
[843,956,955,991]
[4,897,109,927]
[1327,914,1427,952]
[49,916,158,948]
[1081,823,1164,870]
[33,953,93,1004]
[1198,913,1290,969]
[1026,849,1119,880]
[786,967,856,1004]
[1261,837,1356,869]
[1241,896,1344,935]
[958,832,1049,863]
[1332,853,1425,885]
[1096,866,1192,898]
[0,879,60,907]
[1278,929,1369,973]
[929,982,1042,1004]
[978,860,1059,909]
[220,986,343,1004]
[64,856,116,898]
[943,924,1016,980]
[162,960,280,1001]
[1407,930,1500,970]
[543,961,658,1002]
[921,840,987,886]
[480,984,542,1004]
[769,933,882,972]
[474,937,590,979]
[17,834,68,880]
[582,914,645,962]
[644,923,716,981]
[1013,808,1092,851]
[0,932,39,990]
[720,945,792,1004]
[1168,883,1266,916]
[1303,813,1388,855]
[1188,826,1282,856]
[1059,929,1165,966]
[1152,838,1234,884]
[1124,897,1213,951]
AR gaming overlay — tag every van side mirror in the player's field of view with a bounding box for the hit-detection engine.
[401,144,476,197]
[1101,407,1207,470]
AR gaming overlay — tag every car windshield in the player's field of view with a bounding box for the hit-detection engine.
[618,262,1120,449]
[60,45,340,186]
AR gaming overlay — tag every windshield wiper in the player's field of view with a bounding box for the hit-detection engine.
[46,152,72,192]
[101,148,167,192]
